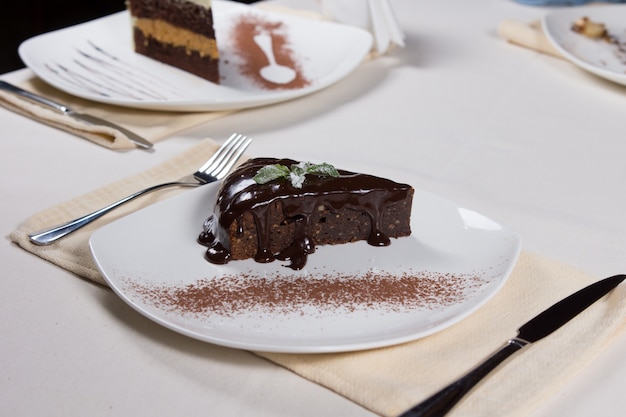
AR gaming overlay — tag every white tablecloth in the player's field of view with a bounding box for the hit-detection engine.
[1,1,625,416]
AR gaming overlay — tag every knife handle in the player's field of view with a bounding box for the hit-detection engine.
[398,338,529,417]
[0,80,69,114]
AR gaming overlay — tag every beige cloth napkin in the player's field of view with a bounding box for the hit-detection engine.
[498,19,563,58]
[9,140,626,416]
[0,77,231,150]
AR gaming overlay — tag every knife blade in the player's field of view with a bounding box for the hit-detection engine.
[0,80,153,149]
[398,274,626,417]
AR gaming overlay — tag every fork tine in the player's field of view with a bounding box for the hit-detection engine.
[213,136,252,179]
[197,133,241,173]
[205,134,248,177]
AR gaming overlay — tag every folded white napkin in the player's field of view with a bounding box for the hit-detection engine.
[321,0,405,54]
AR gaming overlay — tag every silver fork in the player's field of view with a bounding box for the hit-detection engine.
[29,133,252,245]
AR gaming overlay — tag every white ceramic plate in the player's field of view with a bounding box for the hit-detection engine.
[18,1,373,111]
[90,163,521,353]
[542,5,626,86]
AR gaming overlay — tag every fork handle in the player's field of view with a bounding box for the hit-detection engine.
[29,181,200,245]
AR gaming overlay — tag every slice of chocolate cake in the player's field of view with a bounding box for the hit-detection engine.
[198,158,414,270]
[127,0,220,83]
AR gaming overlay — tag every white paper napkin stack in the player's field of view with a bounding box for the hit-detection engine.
[321,0,405,54]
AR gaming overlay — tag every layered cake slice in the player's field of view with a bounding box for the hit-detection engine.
[198,158,414,270]
[127,0,220,83]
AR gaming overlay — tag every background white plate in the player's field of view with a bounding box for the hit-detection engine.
[18,1,373,111]
[90,164,521,353]
[542,5,626,86]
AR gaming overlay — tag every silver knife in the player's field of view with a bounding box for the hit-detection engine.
[0,80,153,149]
[398,273,626,417]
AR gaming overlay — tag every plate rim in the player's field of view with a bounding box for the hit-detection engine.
[89,164,522,353]
[541,5,626,86]
[18,1,374,112]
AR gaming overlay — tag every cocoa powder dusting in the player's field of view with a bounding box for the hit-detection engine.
[229,14,311,89]
[127,270,485,318]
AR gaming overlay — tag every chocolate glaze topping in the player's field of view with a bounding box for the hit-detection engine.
[198,158,413,270]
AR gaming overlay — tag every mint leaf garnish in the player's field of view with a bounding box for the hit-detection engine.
[289,171,306,188]
[253,161,339,188]
[306,162,339,178]
[253,164,290,184]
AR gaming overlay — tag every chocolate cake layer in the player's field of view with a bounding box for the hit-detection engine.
[133,29,219,83]
[128,0,216,38]
[127,0,219,83]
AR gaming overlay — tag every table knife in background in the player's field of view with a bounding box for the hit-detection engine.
[0,80,153,149]
[399,274,626,417]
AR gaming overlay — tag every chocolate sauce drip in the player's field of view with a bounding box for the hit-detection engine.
[198,158,412,269]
